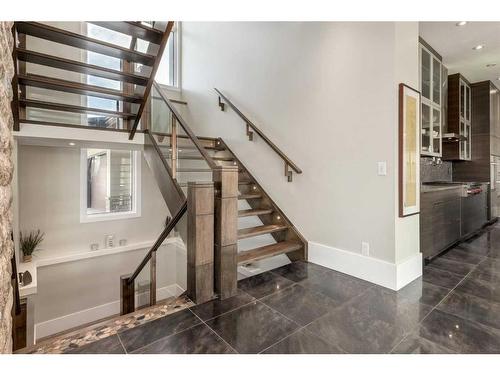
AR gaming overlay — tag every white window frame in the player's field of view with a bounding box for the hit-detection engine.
[80,148,142,223]
[158,22,181,91]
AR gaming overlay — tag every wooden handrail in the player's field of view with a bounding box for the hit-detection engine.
[154,82,218,169]
[214,88,302,181]
[129,21,175,140]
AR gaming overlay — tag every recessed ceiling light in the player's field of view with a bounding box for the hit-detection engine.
[68,142,76,146]
[456,21,467,26]
[487,63,497,68]
[473,44,485,50]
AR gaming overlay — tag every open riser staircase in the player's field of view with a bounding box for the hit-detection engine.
[11,22,306,350]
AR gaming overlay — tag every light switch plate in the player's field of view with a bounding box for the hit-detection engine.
[377,161,387,176]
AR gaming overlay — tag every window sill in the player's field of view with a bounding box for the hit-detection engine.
[80,210,141,223]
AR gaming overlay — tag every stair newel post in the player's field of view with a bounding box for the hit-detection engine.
[149,251,157,306]
[186,181,215,304]
[214,165,239,299]
[120,275,135,315]
[171,113,177,179]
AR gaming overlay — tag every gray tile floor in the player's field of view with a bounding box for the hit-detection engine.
[66,223,500,354]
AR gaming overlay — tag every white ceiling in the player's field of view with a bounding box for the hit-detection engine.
[419,22,500,87]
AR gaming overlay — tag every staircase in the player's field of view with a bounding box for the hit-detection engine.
[155,136,307,268]
[11,21,174,135]
[11,22,307,349]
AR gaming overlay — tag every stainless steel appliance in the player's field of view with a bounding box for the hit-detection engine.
[460,182,488,237]
[490,155,500,219]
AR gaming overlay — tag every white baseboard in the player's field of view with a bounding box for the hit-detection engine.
[308,241,422,291]
[34,283,185,341]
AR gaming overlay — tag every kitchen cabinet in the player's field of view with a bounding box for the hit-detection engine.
[420,187,461,260]
[420,40,443,157]
[443,74,472,161]
[453,81,500,204]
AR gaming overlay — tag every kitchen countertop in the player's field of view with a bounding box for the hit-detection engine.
[421,185,463,193]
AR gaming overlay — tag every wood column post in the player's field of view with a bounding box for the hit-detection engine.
[120,275,135,315]
[214,165,239,299]
[187,181,215,304]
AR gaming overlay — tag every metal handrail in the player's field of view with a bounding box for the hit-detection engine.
[153,82,218,169]
[214,88,302,181]
[127,200,187,285]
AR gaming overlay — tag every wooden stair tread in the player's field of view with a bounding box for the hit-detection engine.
[16,48,149,86]
[19,98,136,118]
[238,208,273,217]
[238,180,253,185]
[89,22,163,45]
[238,224,288,239]
[16,22,156,66]
[175,155,234,161]
[238,193,262,200]
[18,74,143,103]
[238,241,302,264]
[176,168,212,173]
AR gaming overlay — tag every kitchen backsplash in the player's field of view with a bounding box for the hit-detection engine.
[421,157,452,183]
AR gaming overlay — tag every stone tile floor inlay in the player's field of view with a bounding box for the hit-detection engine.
[21,295,194,354]
[19,221,500,354]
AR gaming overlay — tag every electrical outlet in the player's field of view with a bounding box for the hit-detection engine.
[361,242,370,256]
[105,234,115,248]
[377,161,387,176]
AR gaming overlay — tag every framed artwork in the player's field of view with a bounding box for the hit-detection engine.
[399,83,421,217]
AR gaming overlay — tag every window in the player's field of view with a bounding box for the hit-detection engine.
[155,22,180,88]
[80,148,141,222]
[86,23,130,129]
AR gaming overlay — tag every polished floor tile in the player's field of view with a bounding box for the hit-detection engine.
[262,328,344,354]
[118,308,201,353]
[238,271,294,299]
[189,290,255,321]
[206,301,299,354]
[64,335,125,354]
[132,324,235,354]
[306,304,406,353]
[438,291,500,330]
[440,247,487,265]
[391,333,456,354]
[349,287,432,335]
[422,267,464,289]
[455,274,500,304]
[271,260,330,282]
[419,309,500,353]
[299,269,371,305]
[260,283,338,326]
[426,257,476,277]
[475,258,500,276]
[395,279,450,307]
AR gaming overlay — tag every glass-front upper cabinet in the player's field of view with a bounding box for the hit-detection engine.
[460,79,472,160]
[419,41,443,157]
[443,73,472,161]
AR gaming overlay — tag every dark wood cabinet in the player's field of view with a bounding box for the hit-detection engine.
[443,73,472,161]
[452,80,500,183]
[420,187,461,260]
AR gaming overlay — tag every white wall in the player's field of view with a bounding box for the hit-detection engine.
[181,22,420,264]
[16,143,188,339]
[33,242,184,340]
[18,144,168,255]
